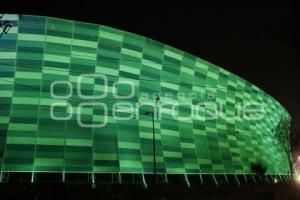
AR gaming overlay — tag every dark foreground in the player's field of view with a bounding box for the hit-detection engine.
[0,181,300,200]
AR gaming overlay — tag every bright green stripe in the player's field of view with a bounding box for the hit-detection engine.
[121,48,142,58]
[120,161,142,168]
[0,52,16,59]
[185,163,199,169]
[46,35,72,45]
[35,158,63,166]
[195,60,208,69]
[163,151,182,158]
[198,159,211,164]
[42,67,69,75]
[142,59,162,70]
[181,142,195,149]
[161,129,179,137]
[9,123,38,131]
[118,142,140,149]
[66,139,92,146]
[12,97,39,105]
[71,51,96,59]
[207,71,218,79]
[6,137,35,144]
[95,66,119,76]
[166,168,185,173]
[181,66,194,75]
[44,54,70,63]
[0,116,9,123]
[0,91,13,97]
[100,30,123,41]
[15,71,42,79]
[18,33,45,41]
[72,39,97,48]
[119,64,140,75]
[164,49,182,60]
[161,81,179,90]
[37,138,64,145]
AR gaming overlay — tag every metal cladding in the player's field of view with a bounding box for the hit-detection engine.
[0,14,291,175]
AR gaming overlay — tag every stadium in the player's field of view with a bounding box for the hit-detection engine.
[0,14,292,186]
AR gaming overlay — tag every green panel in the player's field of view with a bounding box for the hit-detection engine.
[0,14,291,175]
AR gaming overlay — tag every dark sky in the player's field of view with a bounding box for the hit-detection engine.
[3,1,300,148]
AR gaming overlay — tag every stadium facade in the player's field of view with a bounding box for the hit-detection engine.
[0,14,291,184]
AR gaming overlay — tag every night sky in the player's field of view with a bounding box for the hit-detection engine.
[3,1,300,150]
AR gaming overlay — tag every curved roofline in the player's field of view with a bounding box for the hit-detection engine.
[3,13,291,117]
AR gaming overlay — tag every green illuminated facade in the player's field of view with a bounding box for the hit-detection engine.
[0,14,291,178]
